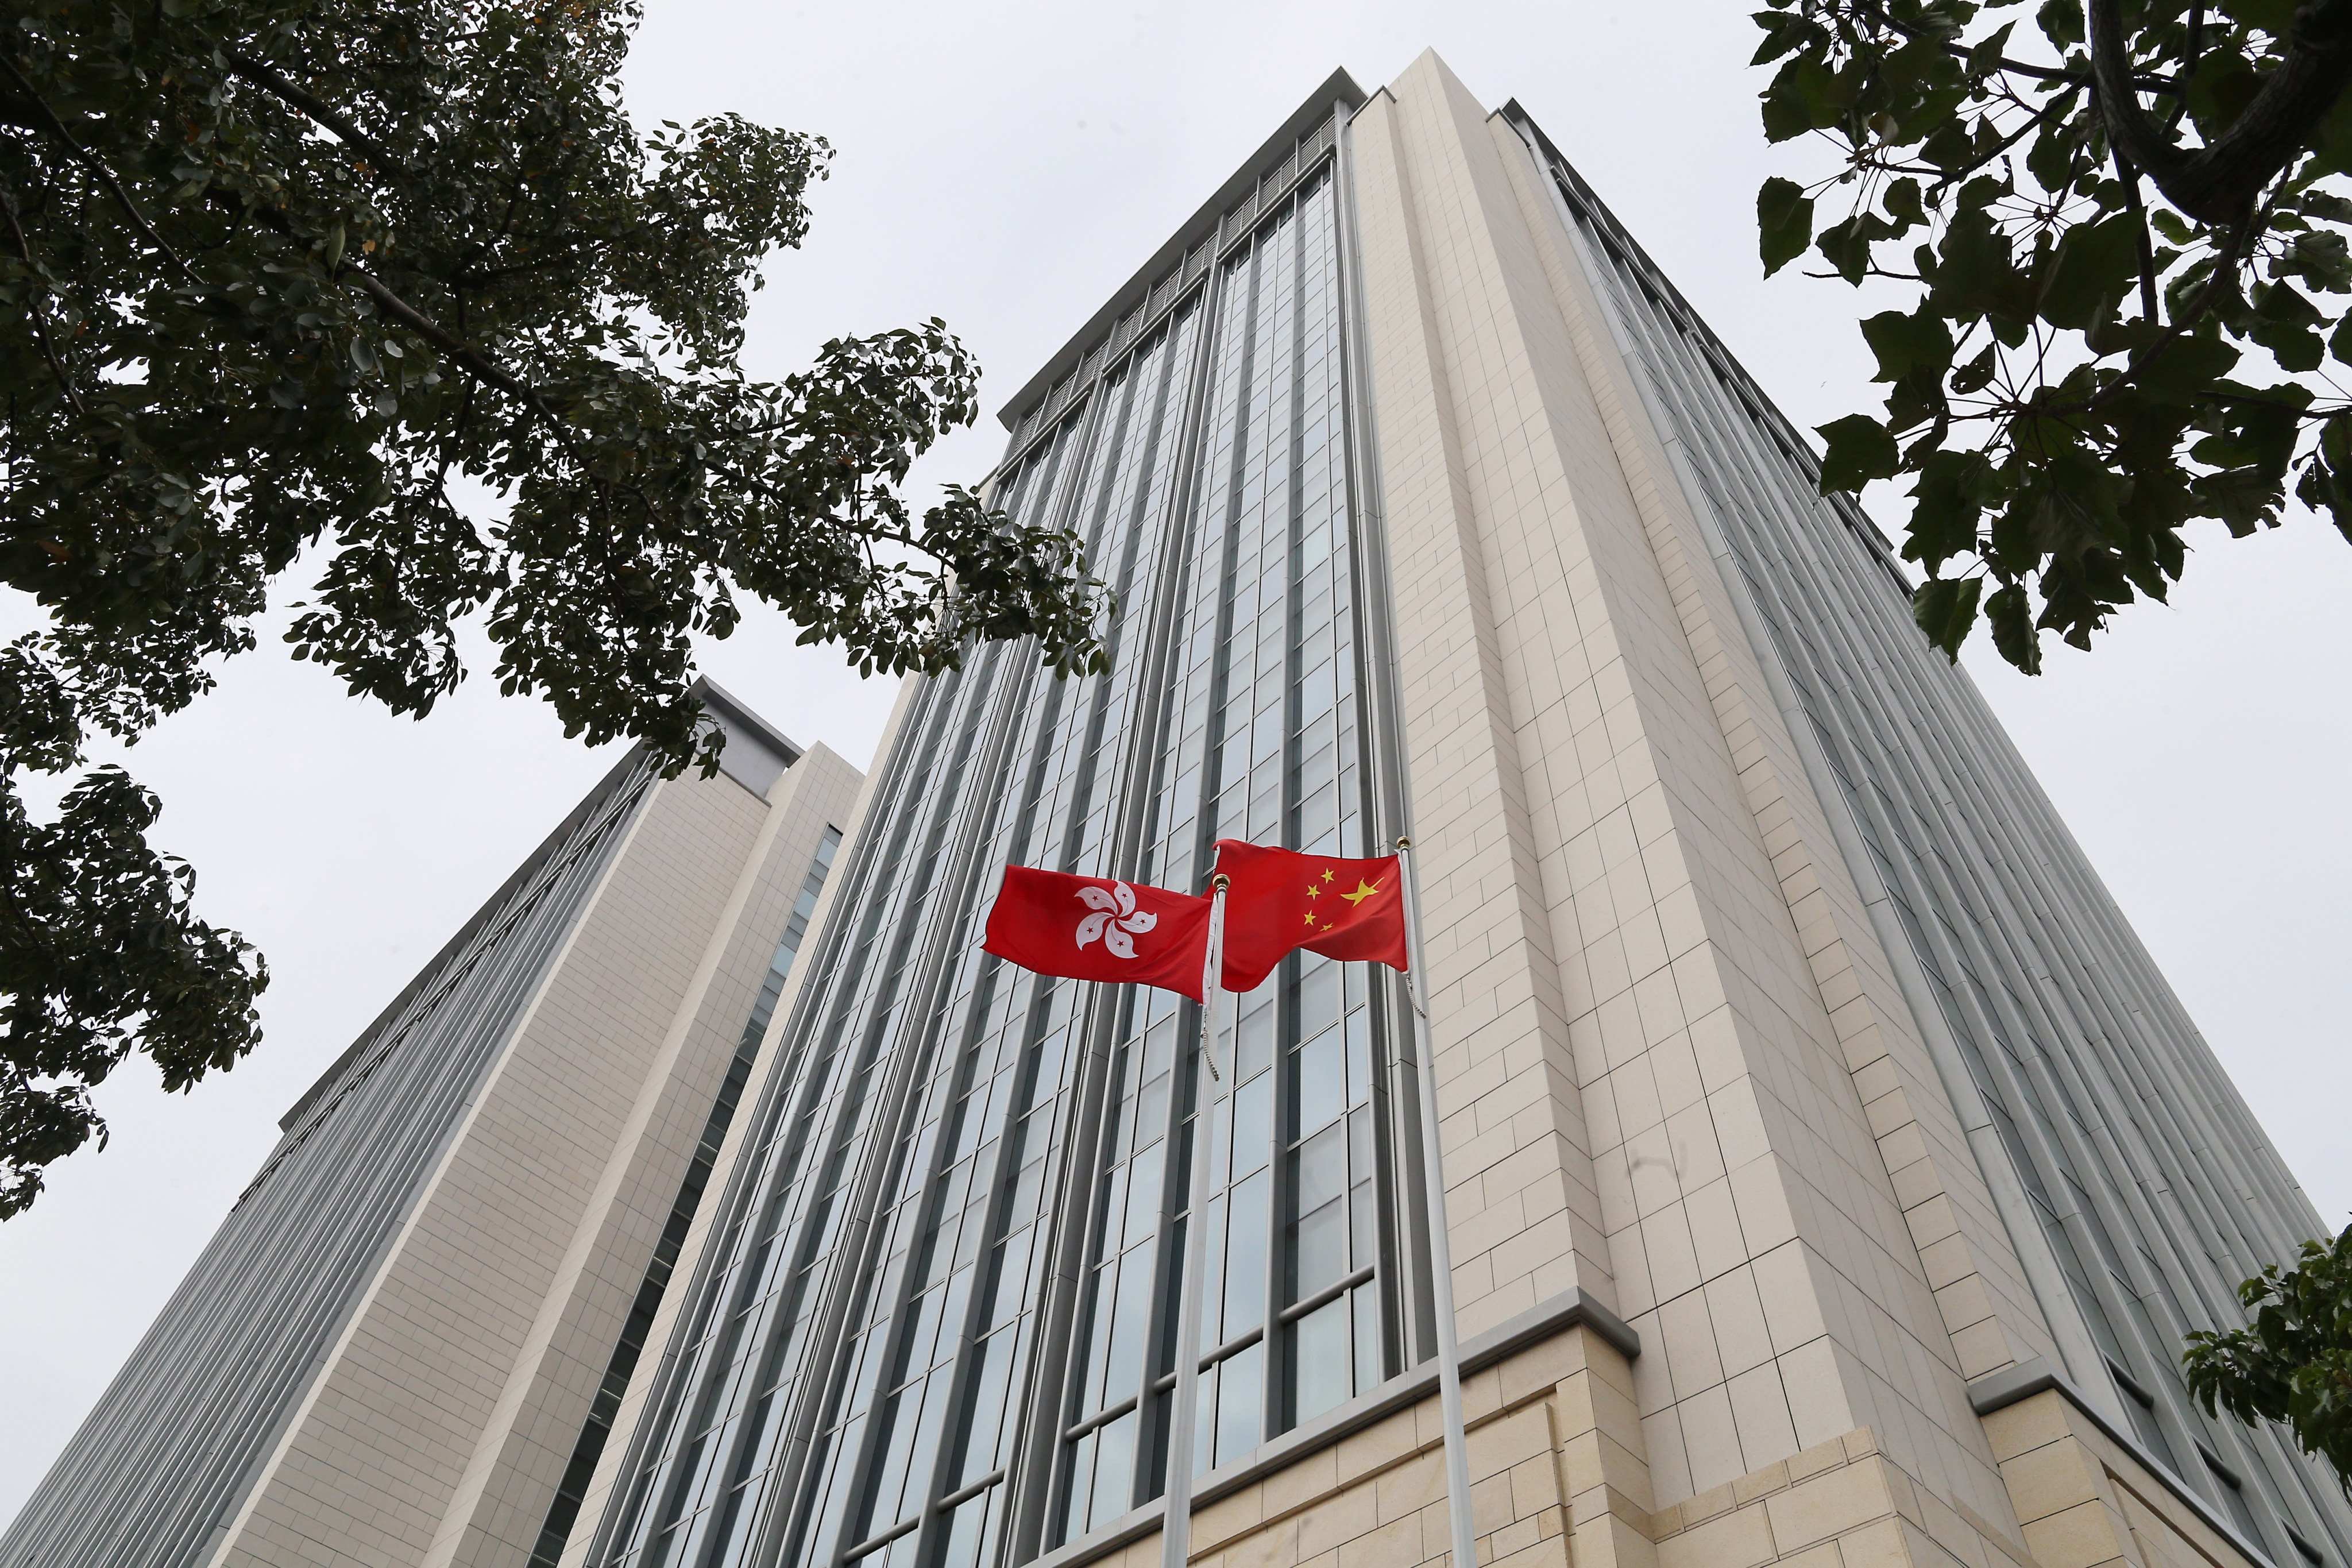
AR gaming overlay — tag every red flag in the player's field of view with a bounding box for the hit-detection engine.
[982,866,1214,1001]
[1212,839,1409,993]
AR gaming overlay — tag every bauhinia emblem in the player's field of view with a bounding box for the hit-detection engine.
[1074,880,1158,959]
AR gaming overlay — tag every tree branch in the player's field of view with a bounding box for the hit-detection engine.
[0,55,194,282]
[2115,149,2163,322]
[2036,214,2256,415]
[342,266,557,418]
[222,51,408,180]
[200,180,566,427]
[1859,1,2081,84]
[2092,0,2352,225]
[0,190,87,416]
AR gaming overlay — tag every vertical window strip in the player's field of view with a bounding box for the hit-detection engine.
[530,828,844,1568]
[816,310,1206,1568]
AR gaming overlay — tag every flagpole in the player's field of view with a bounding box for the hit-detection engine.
[1160,873,1229,1568]
[1393,836,1478,1568]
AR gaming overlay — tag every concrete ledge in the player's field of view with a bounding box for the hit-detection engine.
[1968,1359,2276,1568]
[1029,1287,1636,1568]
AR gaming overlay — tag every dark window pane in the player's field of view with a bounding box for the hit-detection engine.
[1231,1075,1272,1181]
[1223,1170,1270,1339]
[1294,1202,1345,1296]
[1242,1006,1279,1081]
[1353,1281,1381,1389]
[1296,1028,1345,1137]
[1294,1296,1350,1422]
[1091,1410,1137,1530]
[1297,962,1342,1040]
[1214,1342,1264,1465]
[1295,1123,1345,1212]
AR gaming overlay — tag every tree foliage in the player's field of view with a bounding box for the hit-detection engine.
[1754,0,2352,671]
[2185,1223,2352,1488]
[0,0,1109,1215]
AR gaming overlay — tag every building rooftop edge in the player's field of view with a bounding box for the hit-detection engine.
[993,66,1366,431]
[698,675,804,770]
[275,678,799,1133]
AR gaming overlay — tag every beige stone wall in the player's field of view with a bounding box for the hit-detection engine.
[202,742,862,1568]
[1048,1323,2232,1568]
[434,745,866,1568]
[553,676,916,1568]
[1350,46,2052,1557]
[1983,1392,2265,1568]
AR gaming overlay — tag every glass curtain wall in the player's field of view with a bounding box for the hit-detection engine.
[589,122,1410,1568]
[1503,111,2352,1568]
[531,827,845,1568]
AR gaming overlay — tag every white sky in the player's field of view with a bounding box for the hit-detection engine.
[6,0,2349,1523]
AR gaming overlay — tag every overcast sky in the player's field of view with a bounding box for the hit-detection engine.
[6,0,2349,1523]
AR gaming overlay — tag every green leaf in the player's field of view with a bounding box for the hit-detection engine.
[2192,466,2286,535]
[2134,333,2241,403]
[1814,215,1879,285]
[1983,582,2042,673]
[2039,215,2142,331]
[1948,345,1998,395]
[1911,576,1983,658]
[1862,309,1957,382]
[1883,177,1925,230]
[1817,414,1903,492]
[2034,0,2083,47]
[2250,280,2327,370]
[1907,447,2000,568]
[2186,52,2264,141]
[1751,10,1821,65]
[1759,177,1815,277]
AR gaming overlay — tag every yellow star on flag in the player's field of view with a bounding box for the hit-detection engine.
[1341,878,1382,907]
[1302,910,1319,928]
[1320,868,1334,882]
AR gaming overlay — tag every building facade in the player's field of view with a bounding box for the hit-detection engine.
[11,51,2346,1568]
[559,55,2352,1568]
[2,685,864,1568]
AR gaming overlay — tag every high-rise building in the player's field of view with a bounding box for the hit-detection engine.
[10,51,2346,1568]
[2,683,864,1568]
[557,56,2352,1568]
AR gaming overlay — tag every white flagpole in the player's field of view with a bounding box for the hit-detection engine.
[1395,836,1477,1568]
[1160,873,1230,1568]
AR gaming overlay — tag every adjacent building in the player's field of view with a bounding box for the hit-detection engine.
[11,51,2347,1568]
[2,684,863,1568]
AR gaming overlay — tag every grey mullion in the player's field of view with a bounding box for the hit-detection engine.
[1003,281,1225,1554]
[830,985,1017,1561]
[1786,530,2274,1523]
[1141,225,1264,1514]
[1097,292,1233,1506]
[740,646,1028,1568]
[787,788,1023,1568]
[796,653,1041,1557]
[1700,353,2280,1346]
[598,721,907,1567]
[1644,267,2265,1321]
[1648,323,2134,1356]
[1263,179,1319,1444]
[1739,471,2301,1527]
[1328,105,1421,1389]
[1014,974,1135,1556]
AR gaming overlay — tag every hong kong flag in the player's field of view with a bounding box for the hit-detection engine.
[1212,839,1409,992]
[982,866,1215,1001]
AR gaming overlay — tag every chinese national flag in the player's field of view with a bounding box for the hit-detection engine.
[1212,839,1409,993]
[982,866,1215,1001]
